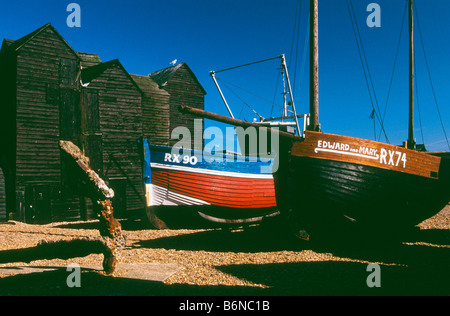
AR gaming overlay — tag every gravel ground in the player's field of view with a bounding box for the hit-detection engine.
[0,205,448,296]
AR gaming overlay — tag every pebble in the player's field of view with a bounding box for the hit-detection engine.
[0,205,448,288]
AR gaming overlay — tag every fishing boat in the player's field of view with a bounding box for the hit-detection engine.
[143,55,305,229]
[142,138,278,228]
[180,0,450,237]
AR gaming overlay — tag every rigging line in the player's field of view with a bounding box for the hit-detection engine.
[346,0,374,110]
[370,109,377,140]
[289,0,301,71]
[298,14,310,95]
[349,0,387,138]
[414,57,425,145]
[414,2,450,151]
[346,0,390,143]
[238,103,246,121]
[289,13,310,119]
[270,70,281,117]
[293,0,302,92]
[216,77,265,121]
[215,76,282,108]
[378,0,408,141]
[212,56,281,74]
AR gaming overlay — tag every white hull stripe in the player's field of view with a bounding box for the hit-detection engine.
[150,163,274,179]
[146,183,211,207]
[314,148,379,160]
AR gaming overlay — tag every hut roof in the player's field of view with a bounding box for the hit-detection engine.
[77,52,102,68]
[81,59,143,94]
[5,23,79,59]
[130,74,169,96]
[149,62,206,95]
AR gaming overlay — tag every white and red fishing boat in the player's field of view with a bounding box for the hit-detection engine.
[142,138,278,228]
[142,54,303,229]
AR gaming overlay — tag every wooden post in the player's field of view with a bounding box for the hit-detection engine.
[309,0,320,132]
[59,140,123,275]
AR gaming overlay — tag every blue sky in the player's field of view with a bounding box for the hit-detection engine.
[1,0,449,151]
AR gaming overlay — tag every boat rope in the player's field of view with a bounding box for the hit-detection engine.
[414,2,450,151]
[215,76,265,121]
[378,0,408,142]
[212,56,281,74]
[270,69,281,117]
[414,59,426,145]
[288,0,309,115]
[412,35,426,147]
[346,0,390,143]
[298,15,310,100]
[215,76,282,109]
[289,0,302,89]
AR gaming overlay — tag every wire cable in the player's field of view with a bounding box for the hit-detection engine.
[414,2,450,150]
[414,52,425,145]
[346,0,390,143]
[378,0,408,141]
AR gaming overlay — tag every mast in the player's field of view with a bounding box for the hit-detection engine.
[309,0,320,131]
[280,54,301,135]
[408,0,415,149]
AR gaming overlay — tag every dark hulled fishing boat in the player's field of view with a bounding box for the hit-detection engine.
[278,130,450,232]
[280,0,450,232]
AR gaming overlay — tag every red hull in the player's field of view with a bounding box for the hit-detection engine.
[151,168,276,209]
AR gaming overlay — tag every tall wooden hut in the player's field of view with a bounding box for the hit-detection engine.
[0,23,82,223]
[149,63,206,149]
[0,24,145,222]
[0,23,206,223]
[80,59,144,217]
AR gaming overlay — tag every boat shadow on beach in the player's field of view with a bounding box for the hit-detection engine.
[135,218,450,295]
[0,213,447,296]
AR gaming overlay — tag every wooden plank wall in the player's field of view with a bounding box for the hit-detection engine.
[85,64,144,212]
[163,65,205,149]
[0,41,16,220]
[1,25,207,222]
[130,74,170,146]
[15,27,78,187]
[15,27,81,222]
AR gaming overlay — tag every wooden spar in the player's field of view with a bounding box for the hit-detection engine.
[408,0,416,150]
[309,0,320,132]
[178,105,302,141]
[281,54,301,135]
[210,72,235,118]
[59,140,124,275]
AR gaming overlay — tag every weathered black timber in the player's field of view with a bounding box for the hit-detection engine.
[77,52,102,69]
[0,40,15,220]
[0,24,83,223]
[131,74,170,146]
[150,63,206,149]
[81,59,144,216]
[279,155,450,234]
[0,23,206,223]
